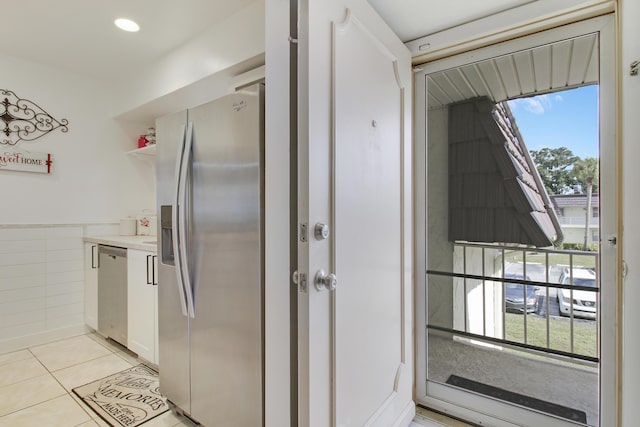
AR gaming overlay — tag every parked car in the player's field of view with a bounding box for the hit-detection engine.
[504,273,538,313]
[557,267,597,320]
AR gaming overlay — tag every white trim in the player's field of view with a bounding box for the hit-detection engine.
[264,1,291,426]
[415,15,612,75]
[230,65,265,91]
[423,383,582,427]
[0,325,90,354]
[414,64,428,404]
[408,0,614,64]
[393,401,417,427]
[414,15,617,427]
[593,13,617,427]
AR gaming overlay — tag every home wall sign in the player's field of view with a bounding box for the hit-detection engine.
[1,89,68,146]
[0,148,52,174]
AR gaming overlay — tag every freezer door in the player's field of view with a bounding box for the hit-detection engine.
[156,109,191,414]
[188,84,264,426]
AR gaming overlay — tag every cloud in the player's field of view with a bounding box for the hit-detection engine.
[522,98,545,114]
[510,94,556,115]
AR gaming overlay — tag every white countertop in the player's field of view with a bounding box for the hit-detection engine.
[84,235,158,252]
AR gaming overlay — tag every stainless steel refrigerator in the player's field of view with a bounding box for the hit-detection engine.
[156,84,264,426]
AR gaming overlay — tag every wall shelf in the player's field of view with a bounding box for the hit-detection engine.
[127,144,156,156]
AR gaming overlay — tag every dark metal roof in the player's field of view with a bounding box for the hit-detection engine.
[550,194,600,209]
[448,97,562,247]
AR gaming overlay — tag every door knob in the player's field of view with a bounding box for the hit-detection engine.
[315,269,337,291]
[314,223,330,240]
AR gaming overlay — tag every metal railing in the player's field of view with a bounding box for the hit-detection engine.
[557,216,600,226]
[427,242,599,364]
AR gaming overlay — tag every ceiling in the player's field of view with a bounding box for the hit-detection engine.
[367,0,533,42]
[0,0,596,95]
[427,33,599,108]
[0,0,536,82]
[0,0,256,81]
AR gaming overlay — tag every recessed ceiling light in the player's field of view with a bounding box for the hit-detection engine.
[114,18,140,32]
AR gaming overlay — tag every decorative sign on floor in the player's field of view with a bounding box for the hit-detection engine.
[72,364,168,427]
[0,148,52,173]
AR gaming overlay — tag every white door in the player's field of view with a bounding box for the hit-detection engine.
[297,1,414,426]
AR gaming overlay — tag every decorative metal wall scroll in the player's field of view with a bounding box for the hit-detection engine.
[0,89,69,146]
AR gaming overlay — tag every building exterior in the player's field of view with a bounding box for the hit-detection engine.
[551,194,600,246]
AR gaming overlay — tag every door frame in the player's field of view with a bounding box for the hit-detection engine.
[414,15,617,427]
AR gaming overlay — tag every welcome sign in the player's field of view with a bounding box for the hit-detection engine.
[0,149,52,174]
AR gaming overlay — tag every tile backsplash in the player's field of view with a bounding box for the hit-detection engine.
[0,224,118,353]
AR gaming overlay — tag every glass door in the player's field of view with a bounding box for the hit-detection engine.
[414,16,616,427]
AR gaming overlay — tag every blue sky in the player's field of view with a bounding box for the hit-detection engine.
[507,85,599,159]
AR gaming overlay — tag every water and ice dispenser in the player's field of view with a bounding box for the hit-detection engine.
[160,205,174,265]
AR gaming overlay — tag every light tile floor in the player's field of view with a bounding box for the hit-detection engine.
[0,333,191,427]
[0,333,471,427]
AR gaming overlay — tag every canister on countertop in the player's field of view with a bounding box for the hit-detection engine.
[136,210,155,236]
[119,218,137,236]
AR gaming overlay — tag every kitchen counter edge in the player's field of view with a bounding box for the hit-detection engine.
[84,235,158,253]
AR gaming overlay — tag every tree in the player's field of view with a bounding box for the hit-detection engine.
[573,157,599,250]
[529,147,579,195]
[573,157,599,195]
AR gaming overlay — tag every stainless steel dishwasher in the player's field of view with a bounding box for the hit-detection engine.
[97,245,128,346]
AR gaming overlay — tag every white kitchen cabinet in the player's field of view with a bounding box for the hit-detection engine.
[127,248,158,364]
[84,243,99,329]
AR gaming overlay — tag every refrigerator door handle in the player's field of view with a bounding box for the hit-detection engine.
[178,121,196,319]
[172,124,189,317]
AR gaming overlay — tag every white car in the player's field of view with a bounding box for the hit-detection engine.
[557,267,597,320]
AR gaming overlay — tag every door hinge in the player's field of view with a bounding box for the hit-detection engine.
[299,223,308,242]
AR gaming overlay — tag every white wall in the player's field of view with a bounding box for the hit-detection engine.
[561,227,598,245]
[620,0,640,424]
[0,1,266,352]
[114,1,265,119]
[0,53,155,225]
[426,107,454,329]
[0,52,153,351]
[453,247,503,338]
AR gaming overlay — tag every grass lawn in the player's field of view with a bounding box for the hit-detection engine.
[504,251,597,269]
[505,313,597,358]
